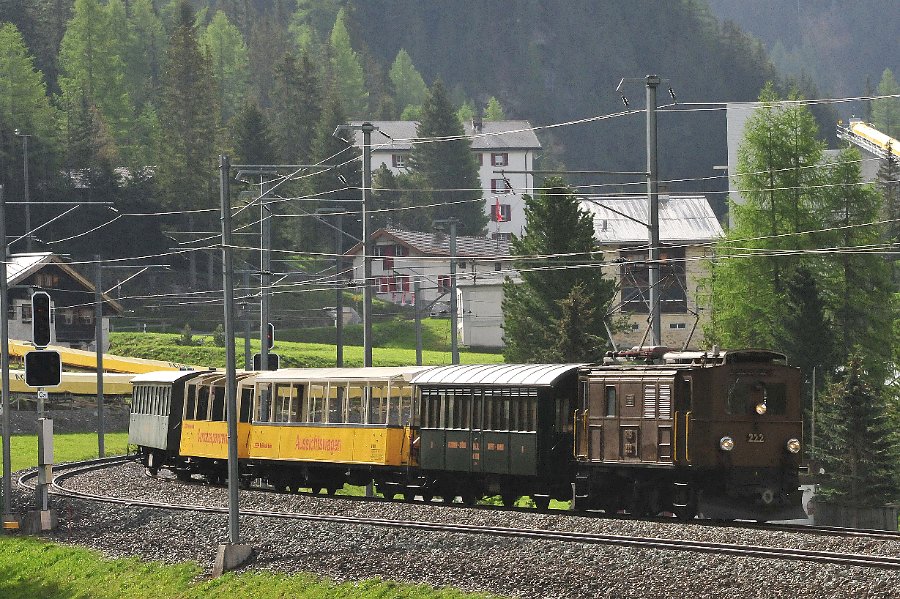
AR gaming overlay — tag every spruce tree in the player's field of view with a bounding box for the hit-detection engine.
[502,178,616,362]
[200,10,249,124]
[408,80,486,235]
[270,51,322,164]
[813,354,900,507]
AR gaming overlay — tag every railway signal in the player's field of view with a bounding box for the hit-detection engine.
[252,352,279,371]
[24,350,61,388]
[266,322,275,350]
[31,292,52,348]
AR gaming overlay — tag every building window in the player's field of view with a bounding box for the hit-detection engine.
[494,262,503,272]
[669,322,686,329]
[438,275,451,292]
[391,154,406,168]
[35,273,60,287]
[491,153,509,167]
[63,310,74,325]
[21,304,32,323]
[491,232,511,242]
[491,203,511,222]
[619,247,687,313]
[78,309,94,325]
[491,178,511,194]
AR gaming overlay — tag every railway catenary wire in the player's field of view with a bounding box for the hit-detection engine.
[19,457,900,571]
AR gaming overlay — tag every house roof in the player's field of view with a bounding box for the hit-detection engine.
[7,252,125,314]
[347,120,541,152]
[579,195,724,244]
[344,227,510,259]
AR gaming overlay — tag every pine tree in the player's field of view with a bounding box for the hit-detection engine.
[705,84,824,350]
[58,0,135,160]
[270,51,322,164]
[327,8,367,117]
[201,10,249,124]
[877,144,899,288]
[872,69,900,139]
[408,80,486,235]
[484,96,506,120]
[813,354,900,507]
[818,147,893,380]
[389,48,427,115]
[502,178,616,362]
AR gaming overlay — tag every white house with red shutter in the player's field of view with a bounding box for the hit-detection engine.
[344,227,517,348]
[347,118,541,241]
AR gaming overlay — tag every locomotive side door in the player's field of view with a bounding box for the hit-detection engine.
[673,377,692,464]
[585,379,616,462]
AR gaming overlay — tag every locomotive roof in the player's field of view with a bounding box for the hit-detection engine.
[411,363,584,387]
[253,366,434,383]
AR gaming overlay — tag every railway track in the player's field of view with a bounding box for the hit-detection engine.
[17,456,900,571]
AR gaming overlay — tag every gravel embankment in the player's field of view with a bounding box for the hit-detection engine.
[13,461,900,598]
[8,404,130,435]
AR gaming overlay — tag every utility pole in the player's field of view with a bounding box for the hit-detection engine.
[242,271,251,370]
[334,210,345,367]
[361,122,375,367]
[414,281,423,366]
[645,75,661,346]
[14,131,31,252]
[1,185,15,531]
[214,154,250,575]
[94,255,105,458]
[260,176,272,372]
[434,218,460,364]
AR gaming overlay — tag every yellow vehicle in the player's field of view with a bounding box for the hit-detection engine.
[246,367,432,494]
[177,370,257,483]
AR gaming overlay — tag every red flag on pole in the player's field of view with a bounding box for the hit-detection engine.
[495,196,503,222]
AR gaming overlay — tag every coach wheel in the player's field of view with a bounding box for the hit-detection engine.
[326,485,340,496]
[440,493,455,504]
[175,470,192,482]
[403,490,416,502]
[501,493,518,508]
[672,484,698,521]
[533,495,551,511]
[461,492,478,506]
[421,493,433,503]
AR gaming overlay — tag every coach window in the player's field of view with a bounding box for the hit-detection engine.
[185,384,197,419]
[472,389,483,430]
[307,383,326,423]
[239,387,253,423]
[196,385,210,420]
[346,385,364,423]
[163,387,171,417]
[255,384,271,421]
[211,385,225,421]
[369,384,388,424]
[398,384,414,425]
[605,386,617,417]
[327,383,346,424]
[273,383,294,423]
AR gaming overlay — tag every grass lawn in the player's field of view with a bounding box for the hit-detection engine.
[1,432,129,476]
[0,537,497,599]
[109,332,504,369]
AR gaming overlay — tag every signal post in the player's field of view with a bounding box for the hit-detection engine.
[22,292,61,533]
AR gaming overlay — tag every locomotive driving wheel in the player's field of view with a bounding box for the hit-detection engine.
[672,483,698,521]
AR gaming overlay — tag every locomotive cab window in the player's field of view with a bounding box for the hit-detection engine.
[605,386,617,417]
[725,378,787,415]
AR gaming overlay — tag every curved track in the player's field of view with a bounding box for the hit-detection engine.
[17,457,900,570]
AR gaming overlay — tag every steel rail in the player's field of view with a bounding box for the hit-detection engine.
[19,458,900,571]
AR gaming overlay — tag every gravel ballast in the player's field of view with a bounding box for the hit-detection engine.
[13,461,900,598]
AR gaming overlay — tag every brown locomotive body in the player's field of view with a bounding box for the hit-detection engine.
[574,348,806,521]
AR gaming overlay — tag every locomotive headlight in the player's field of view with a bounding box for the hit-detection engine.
[755,402,767,415]
[786,438,801,454]
[719,436,735,451]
